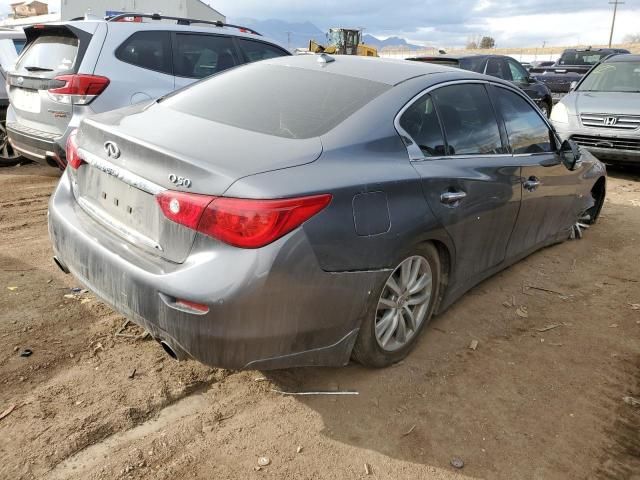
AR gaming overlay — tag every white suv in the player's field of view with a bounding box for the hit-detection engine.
[6,13,290,169]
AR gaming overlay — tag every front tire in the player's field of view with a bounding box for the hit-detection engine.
[540,100,552,118]
[352,243,441,368]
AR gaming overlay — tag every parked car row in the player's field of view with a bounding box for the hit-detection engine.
[529,47,630,102]
[1,14,629,370]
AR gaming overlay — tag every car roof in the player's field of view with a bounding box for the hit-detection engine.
[30,20,285,48]
[262,54,485,86]
[604,53,640,62]
[408,54,500,61]
[0,28,25,39]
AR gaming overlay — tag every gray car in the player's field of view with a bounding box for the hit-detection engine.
[551,54,640,165]
[49,55,606,370]
[0,27,26,165]
[6,13,289,169]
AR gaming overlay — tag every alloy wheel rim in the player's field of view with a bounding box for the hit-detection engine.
[375,255,433,352]
[0,120,19,160]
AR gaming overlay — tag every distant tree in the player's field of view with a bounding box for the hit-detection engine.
[623,33,640,43]
[479,36,496,49]
[466,34,480,49]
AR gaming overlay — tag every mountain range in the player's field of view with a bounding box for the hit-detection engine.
[234,18,421,51]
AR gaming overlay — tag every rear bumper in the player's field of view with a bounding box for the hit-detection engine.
[49,172,383,370]
[7,121,65,168]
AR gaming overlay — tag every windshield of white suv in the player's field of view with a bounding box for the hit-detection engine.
[578,61,640,93]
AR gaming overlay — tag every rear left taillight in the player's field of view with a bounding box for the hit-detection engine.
[66,128,85,170]
[48,74,110,105]
[156,192,331,249]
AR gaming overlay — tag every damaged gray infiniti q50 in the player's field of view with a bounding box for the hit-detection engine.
[48,55,606,370]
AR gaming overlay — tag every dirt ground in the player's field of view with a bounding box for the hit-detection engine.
[0,163,638,480]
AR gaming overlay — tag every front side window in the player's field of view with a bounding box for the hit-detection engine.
[174,34,240,78]
[399,93,446,157]
[506,59,528,82]
[237,38,288,63]
[494,87,553,154]
[116,31,172,75]
[431,83,503,155]
[578,61,640,93]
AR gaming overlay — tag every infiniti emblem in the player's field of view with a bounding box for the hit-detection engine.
[104,141,121,159]
[603,116,618,127]
[16,76,23,85]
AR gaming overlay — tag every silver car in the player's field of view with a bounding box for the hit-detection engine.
[6,13,289,169]
[49,55,606,370]
[551,54,640,165]
[0,27,26,165]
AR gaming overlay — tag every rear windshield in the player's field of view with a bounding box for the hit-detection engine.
[16,34,78,74]
[558,51,610,66]
[578,61,640,93]
[160,63,390,139]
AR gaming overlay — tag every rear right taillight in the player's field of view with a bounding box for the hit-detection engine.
[66,129,85,170]
[156,191,332,249]
[48,74,110,105]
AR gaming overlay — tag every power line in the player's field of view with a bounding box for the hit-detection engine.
[285,31,292,50]
[608,0,624,47]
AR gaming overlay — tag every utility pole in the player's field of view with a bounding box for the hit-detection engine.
[285,31,292,50]
[608,0,624,47]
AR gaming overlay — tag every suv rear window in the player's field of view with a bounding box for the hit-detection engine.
[116,31,172,75]
[16,35,78,74]
[173,33,240,78]
[161,63,390,139]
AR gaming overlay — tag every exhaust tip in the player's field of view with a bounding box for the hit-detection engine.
[160,341,179,361]
[53,256,70,274]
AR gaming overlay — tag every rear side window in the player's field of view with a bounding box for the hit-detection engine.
[116,31,172,75]
[237,39,288,62]
[13,39,26,54]
[16,35,78,74]
[459,57,487,73]
[161,63,390,139]
[174,33,240,79]
[431,84,503,155]
[399,94,446,156]
[485,58,507,79]
[493,87,553,154]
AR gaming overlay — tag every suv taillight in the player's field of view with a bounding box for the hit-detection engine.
[66,129,85,170]
[48,74,110,105]
[156,192,332,249]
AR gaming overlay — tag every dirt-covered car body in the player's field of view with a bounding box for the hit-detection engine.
[48,56,606,370]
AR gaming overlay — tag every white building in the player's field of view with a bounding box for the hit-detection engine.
[1,0,225,26]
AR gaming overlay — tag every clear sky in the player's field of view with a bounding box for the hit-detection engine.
[2,0,639,48]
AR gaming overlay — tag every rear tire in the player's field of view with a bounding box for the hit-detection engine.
[0,106,24,167]
[352,242,441,368]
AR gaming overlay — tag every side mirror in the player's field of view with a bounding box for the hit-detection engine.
[560,139,581,170]
[569,81,578,91]
[527,76,536,84]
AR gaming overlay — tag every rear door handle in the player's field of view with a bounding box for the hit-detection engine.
[440,191,467,205]
[523,177,541,191]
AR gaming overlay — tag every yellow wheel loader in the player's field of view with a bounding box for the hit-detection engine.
[309,28,378,57]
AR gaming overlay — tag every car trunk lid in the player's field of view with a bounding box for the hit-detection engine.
[71,103,323,263]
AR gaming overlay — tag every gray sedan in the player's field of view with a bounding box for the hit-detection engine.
[49,55,606,370]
